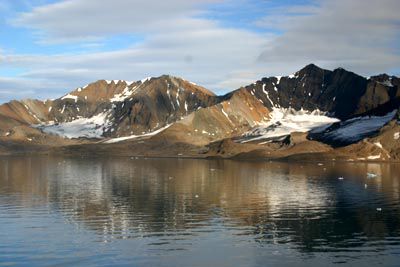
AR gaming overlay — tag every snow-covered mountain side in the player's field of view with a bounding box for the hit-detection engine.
[0,76,218,140]
[0,65,399,161]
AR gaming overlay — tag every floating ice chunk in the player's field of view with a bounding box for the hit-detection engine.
[367,172,378,178]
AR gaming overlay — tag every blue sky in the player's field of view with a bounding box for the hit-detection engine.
[0,0,399,103]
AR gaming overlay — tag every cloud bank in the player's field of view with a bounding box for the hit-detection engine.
[0,0,399,103]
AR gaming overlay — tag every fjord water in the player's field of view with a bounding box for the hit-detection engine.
[0,157,400,267]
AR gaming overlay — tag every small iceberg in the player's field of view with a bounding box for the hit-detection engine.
[367,172,378,178]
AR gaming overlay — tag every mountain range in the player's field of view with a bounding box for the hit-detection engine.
[1,64,399,161]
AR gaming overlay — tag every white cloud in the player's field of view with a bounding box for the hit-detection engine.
[0,77,55,103]
[2,16,270,99]
[257,0,400,75]
[1,0,399,104]
[1,0,272,102]
[11,0,221,42]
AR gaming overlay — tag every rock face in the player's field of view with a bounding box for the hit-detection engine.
[0,64,399,161]
[0,76,218,140]
[47,76,219,137]
[234,64,398,120]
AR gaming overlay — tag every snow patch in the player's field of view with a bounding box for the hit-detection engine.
[262,83,274,106]
[221,107,233,125]
[175,88,181,107]
[104,124,171,143]
[374,142,383,149]
[394,132,400,140]
[140,77,152,83]
[61,94,78,103]
[379,79,393,87]
[368,154,381,160]
[110,86,138,102]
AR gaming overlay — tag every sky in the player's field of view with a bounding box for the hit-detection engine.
[0,0,399,103]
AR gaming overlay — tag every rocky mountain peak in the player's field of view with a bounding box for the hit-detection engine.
[0,65,398,161]
[296,63,325,77]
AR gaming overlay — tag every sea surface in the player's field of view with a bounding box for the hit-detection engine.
[0,156,400,266]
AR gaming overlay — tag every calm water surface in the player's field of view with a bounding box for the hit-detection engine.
[0,156,400,266]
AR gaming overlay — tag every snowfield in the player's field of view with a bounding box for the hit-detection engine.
[240,108,340,143]
[37,112,112,139]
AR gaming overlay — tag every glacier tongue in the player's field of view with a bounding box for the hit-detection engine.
[239,108,340,143]
[315,110,397,145]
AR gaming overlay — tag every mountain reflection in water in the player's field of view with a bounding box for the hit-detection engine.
[0,156,400,266]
